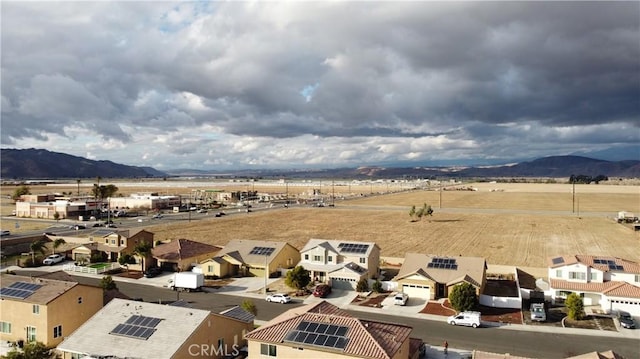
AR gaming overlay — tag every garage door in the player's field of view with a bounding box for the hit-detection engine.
[331,277,357,290]
[610,299,640,317]
[402,284,430,300]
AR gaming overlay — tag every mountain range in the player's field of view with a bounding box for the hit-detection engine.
[1,148,639,180]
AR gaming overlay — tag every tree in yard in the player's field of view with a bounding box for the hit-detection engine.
[52,238,66,254]
[409,205,416,221]
[4,341,50,359]
[285,265,311,290]
[118,253,136,271]
[133,241,153,271]
[565,293,585,320]
[372,279,383,293]
[100,275,118,291]
[241,299,258,316]
[12,185,30,201]
[448,282,478,312]
[29,239,47,265]
[52,212,60,222]
[356,278,369,292]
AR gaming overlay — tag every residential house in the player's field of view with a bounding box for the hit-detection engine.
[152,238,222,272]
[200,239,300,278]
[393,253,487,300]
[548,255,640,316]
[245,300,424,359]
[297,239,381,290]
[0,274,103,347]
[71,229,155,272]
[57,298,254,359]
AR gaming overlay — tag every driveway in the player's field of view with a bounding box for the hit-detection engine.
[207,277,281,295]
[304,289,358,308]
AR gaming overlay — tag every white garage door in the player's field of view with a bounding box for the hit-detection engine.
[402,284,430,300]
[610,299,640,317]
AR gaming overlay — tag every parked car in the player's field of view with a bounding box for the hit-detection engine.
[530,303,546,322]
[215,212,226,217]
[74,224,86,230]
[196,209,208,213]
[266,293,292,304]
[394,292,409,306]
[43,254,64,265]
[0,230,11,236]
[313,284,332,298]
[617,311,636,329]
[447,311,481,328]
[152,214,163,219]
[144,267,163,278]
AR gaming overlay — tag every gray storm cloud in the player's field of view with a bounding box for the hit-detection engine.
[1,1,638,169]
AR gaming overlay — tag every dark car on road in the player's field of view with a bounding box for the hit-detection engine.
[618,311,636,329]
[313,284,332,298]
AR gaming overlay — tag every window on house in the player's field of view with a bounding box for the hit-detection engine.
[111,239,116,245]
[304,254,309,260]
[208,265,214,272]
[260,343,277,357]
[26,326,36,342]
[217,338,224,350]
[635,274,640,283]
[590,272,597,281]
[313,255,322,262]
[105,238,108,244]
[53,325,62,338]
[32,304,39,314]
[555,270,562,278]
[0,321,11,334]
[568,272,586,280]
[359,258,366,264]
[328,256,333,262]
[78,297,83,304]
[120,239,125,245]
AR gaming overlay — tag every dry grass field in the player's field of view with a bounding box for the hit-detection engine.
[1,181,639,268]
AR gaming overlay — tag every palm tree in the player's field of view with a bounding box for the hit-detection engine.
[76,179,81,196]
[133,241,153,272]
[30,239,47,264]
[52,238,66,254]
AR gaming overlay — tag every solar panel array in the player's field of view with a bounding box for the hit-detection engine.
[337,243,369,254]
[284,321,349,351]
[109,315,162,340]
[249,246,275,256]
[592,258,624,271]
[0,282,42,300]
[427,257,458,270]
[552,257,564,265]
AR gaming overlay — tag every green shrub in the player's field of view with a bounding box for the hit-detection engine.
[448,283,478,312]
[565,293,585,320]
[372,280,383,293]
[356,278,369,292]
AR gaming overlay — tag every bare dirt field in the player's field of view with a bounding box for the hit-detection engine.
[2,181,639,268]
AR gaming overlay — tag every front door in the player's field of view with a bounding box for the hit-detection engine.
[436,283,446,298]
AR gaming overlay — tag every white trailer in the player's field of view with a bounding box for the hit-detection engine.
[617,211,638,223]
[167,272,204,292]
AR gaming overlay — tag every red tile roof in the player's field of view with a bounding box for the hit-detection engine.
[152,239,221,261]
[246,301,412,359]
[550,279,640,298]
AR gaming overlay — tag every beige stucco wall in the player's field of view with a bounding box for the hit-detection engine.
[174,314,253,358]
[270,245,300,273]
[0,284,102,347]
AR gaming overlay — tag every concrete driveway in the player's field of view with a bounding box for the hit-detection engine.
[303,289,358,308]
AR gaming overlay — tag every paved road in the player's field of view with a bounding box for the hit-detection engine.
[67,275,640,359]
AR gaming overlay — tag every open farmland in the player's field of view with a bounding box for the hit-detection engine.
[1,181,638,268]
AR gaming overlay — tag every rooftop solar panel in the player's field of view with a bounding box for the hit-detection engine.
[285,321,349,351]
[249,246,276,256]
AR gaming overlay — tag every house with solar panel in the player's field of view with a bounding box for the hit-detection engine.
[547,255,640,316]
[56,298,255,359]
[245,300,424,359]
[199,239,300,279]
[297,239,381,290]
[393,253,487,301]
[0,274,103,347]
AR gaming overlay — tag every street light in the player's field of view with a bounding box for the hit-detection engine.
[264,253,268,295]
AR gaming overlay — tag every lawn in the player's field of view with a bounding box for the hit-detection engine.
[88,263,110,269]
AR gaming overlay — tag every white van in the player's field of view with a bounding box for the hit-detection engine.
[394,292,409,306]
[447,311,481,328]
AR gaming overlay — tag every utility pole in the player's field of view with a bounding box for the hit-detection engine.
[572,176,576,213]
[264,254,268,294]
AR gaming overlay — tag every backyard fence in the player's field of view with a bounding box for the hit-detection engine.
[63,262,120,275]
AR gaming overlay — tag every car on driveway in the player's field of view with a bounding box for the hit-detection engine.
[266,293,292,304]
[313,284,332,298]
[43,254,64,265]
[144,267,163,278]
[617,311,636,329]
[394,292,409,306]
[530,303,546,322]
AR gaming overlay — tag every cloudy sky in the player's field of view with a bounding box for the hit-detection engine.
[2,1,638,170]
